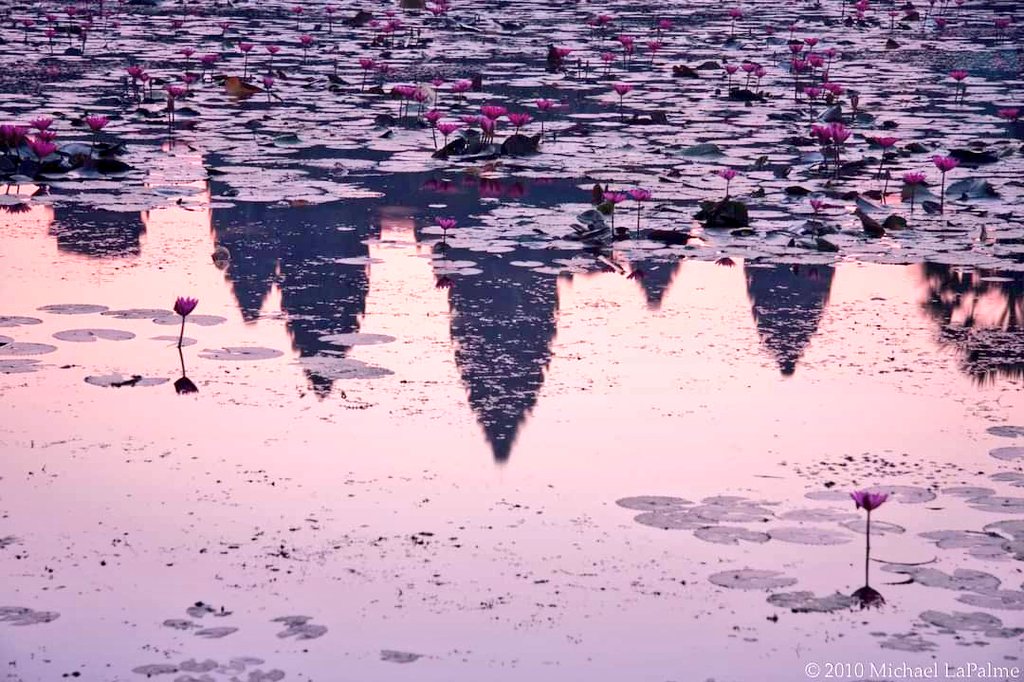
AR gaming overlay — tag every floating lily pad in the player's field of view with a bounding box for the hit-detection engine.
[967,496,1024,513]
[0,607,60,626]
[296,356,393,379]
[195,626,238,639]
[162,619,198,631]
[53,328,135,342]
[882,566,1002,593]
[153,314,227,327]
[920,610,1003,632]
[768,527,853,545]
[839,519,905,535]
[880,633,938,652]
[102,308,174,320]
[151,335,196,347]
[273,615,327,640]
[633,510,707,530]
[0,317,43,328]
[767,591,857,613]
[381,650,423,664]
[955,590,1024,611]
[694,526,770,545]
[987,425,1024,439]
[779,508,858,523]
[708,569,798,590]
[131,664,179,676]
[199,347,284,361]
[84,374,169,388]
[615,495,692,511]
[317,333,397,346]
[943,486,996,498]
[0,359,42,374]
[37,304,109,315]
[990,447,1024,461]
[0,342,57,356]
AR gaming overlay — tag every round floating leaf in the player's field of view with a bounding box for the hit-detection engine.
[151,335,197,347]
[840,519,905,535]
[37,304,109,315]
[779,508,858,523]
[708,569,797,590]
[967,496,1024,513]
[318,333,396,346]
[991,447,1024,461]
[955,590,1024,611]
[0,342,57,356]
[52,329,135,343]
[102,308,174,320]
[694,526,770,545]
[296,356,392,379]
[0,359,42,374]
[381,650,422,664]
[987,425,1024,439]
[195,627,238,639]
[0,607,60,625]
[199,347,284,361]
[84,374,169,388]
[0,316,43,328]
[153,314,227,327]
[615,496,692,511]
[920,610,1002,632]
[633,510,707,530]
[768,527,853,545]
[880,633,937,652]
[767,591,857,613]
[943,486,996,498]
[882,566,1002,593]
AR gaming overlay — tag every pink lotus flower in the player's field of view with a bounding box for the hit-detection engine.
[629,188,651,202]
[359,57,375,70]
[932,155,959,173]
[28,137,57,159]
[827,122,851,143]
[29,117,53,131]
[437,122,460,136]
[535,98,555,111]
[200,53,219,67]
[851,490,888,512]
[180,47,195,58]
[174,296,198,317]
[903,171,926,185]
[872,136,898,148]
[126,65,145,80]
[507,112,532,132]
[997,108,1020,121]
[612,82,633,96]
[84,114,109,132]
[724,64,739,75]
[267,45,281,55]
[239,42,254,53]
[165,85,187,99]
[480,105,506,120]
[949,69,968,81]
[299,34,314,46]
[451,79,472,94]
[810,198,825,213]
[718,168,738,196]
[436,217,457,231]
[424,109,442,125]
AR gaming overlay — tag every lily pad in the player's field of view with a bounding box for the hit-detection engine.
[616,496,692,511]
[84,374,169,388]
[153,314,227,327]
[52,329,136,342]
[37,304,109,315]
[709,569,798,590]
[199,347,284,361]
[0,607,60,626]
[102,308,174,320]
[693,526,770,545]
[990,447,1024,461]
[381,650,423,664]
[0,343,58,356]
[317,333,397,346]
[296,356,393,379]
[767,591,857,613]
[768,527,853,545]
[0,316,43,327]
[0,359,42,374]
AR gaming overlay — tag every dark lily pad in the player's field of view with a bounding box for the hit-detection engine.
[767,591,857,613]
[693,526,770,545]
[0,343,58,356]
[708,569,797,590]
[37,303,109,315]
[102,308,174,320]
[0,607,60,626]
[0,316,43,327]
[84,374,169,388]
[615,496,692,511]
[296,356,392,379]
[154,314,227,327]
[990,447,1024,461]
[987,425,1024,439]
[768,527,853,545]
[0,359,42,374]
[318,333,397,346]
[52,329,135,342]
[198,347,284,361]
[381,650,423,664]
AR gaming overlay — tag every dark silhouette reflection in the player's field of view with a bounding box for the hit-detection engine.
[211,202,373,396]
[919,264,1024,384]
[49,207,144,258]
[628,258,682,309]
[443,257,560,463]
[744,263,835,376]
[174,347,199,395]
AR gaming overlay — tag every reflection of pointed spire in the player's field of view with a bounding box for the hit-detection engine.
[49,207,144,258]
[919,264,1024,384]
[444,257,559,463]
[744,264,835,376]
[630,259,682,309]
[211,203,373,395]
[210,205,281,322]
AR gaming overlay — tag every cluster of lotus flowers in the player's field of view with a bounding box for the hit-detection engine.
[0,114,109,162]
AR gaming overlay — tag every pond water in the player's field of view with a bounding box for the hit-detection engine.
[1,0,1023,680]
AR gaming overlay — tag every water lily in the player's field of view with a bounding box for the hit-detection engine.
[173,296,198,348]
